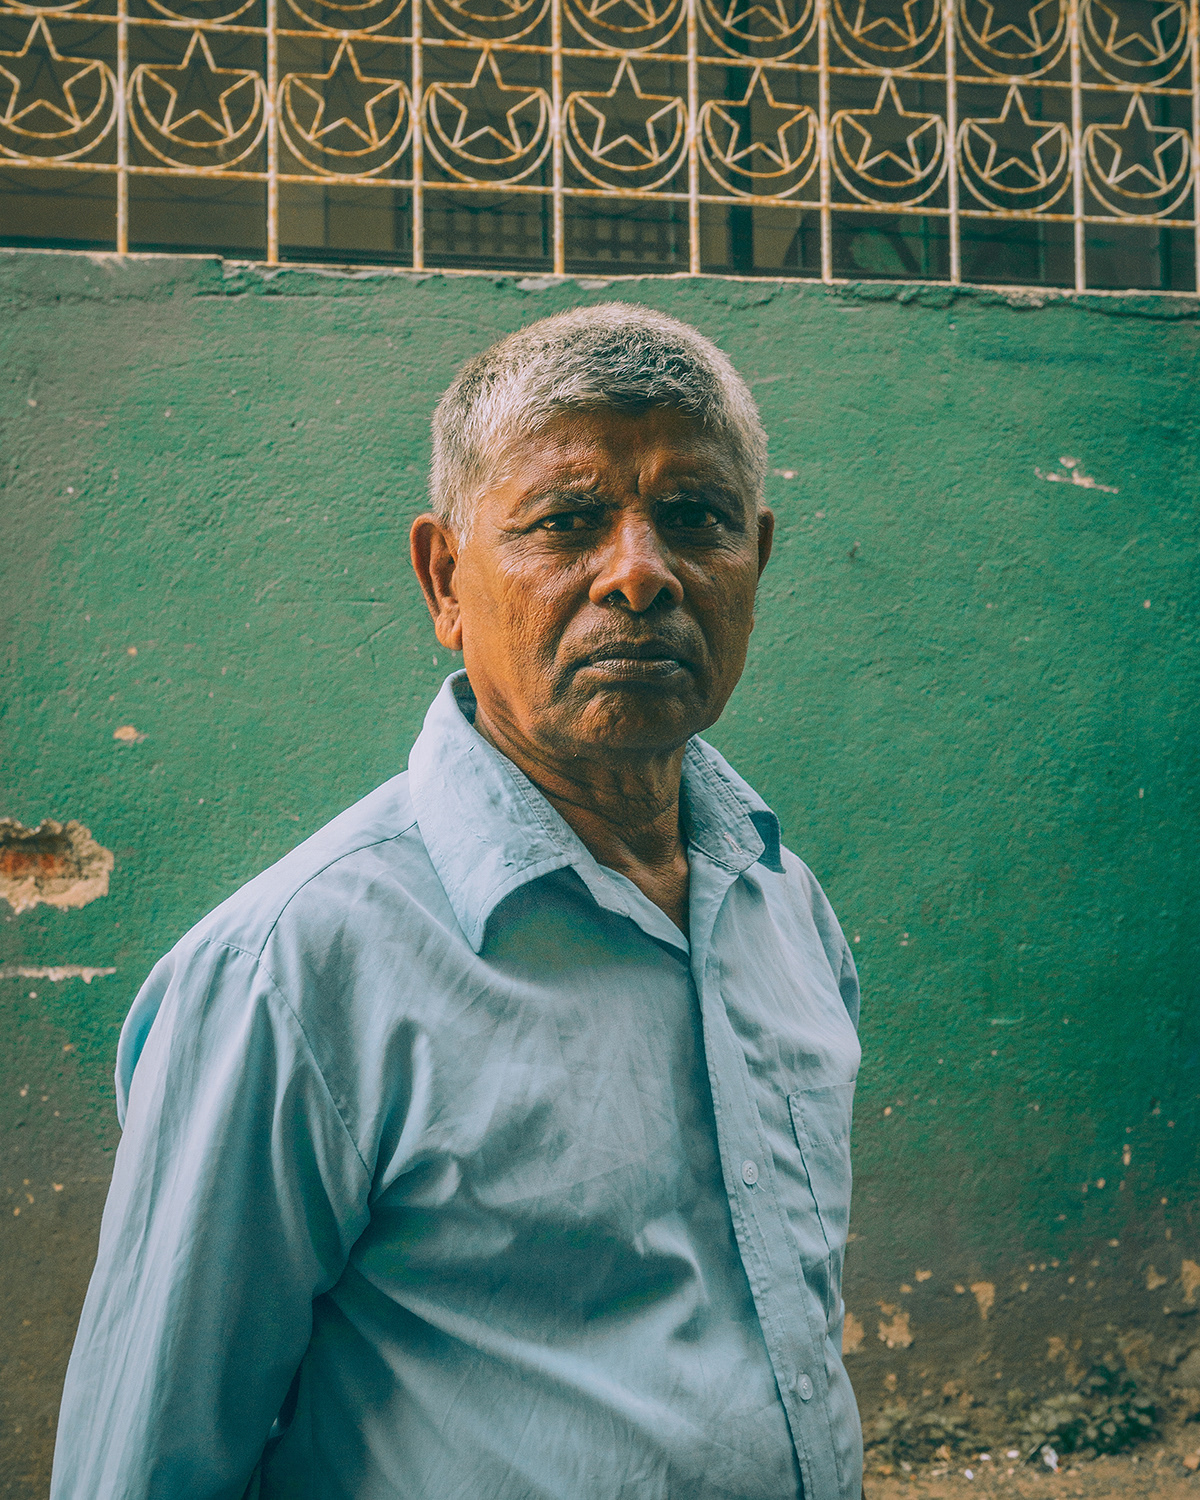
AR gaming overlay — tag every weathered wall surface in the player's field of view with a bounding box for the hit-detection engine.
[2,251,1198,1495]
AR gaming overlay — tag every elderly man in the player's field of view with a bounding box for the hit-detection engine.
[52,305,862,1500]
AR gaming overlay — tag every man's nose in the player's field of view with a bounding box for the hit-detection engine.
[589,514,685,613]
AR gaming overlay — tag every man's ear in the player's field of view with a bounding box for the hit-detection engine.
[410,514,464,652]
[756,508,775,581]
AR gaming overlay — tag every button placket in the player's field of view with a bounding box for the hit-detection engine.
[691,866,847,1498]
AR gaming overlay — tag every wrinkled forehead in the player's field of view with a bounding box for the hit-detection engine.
[487,402,758,505]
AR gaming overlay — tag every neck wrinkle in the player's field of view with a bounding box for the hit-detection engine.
[471,702,688,875]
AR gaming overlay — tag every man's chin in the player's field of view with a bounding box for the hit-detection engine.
[557,683,705,756]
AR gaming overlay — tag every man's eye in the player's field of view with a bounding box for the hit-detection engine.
[536,511,598,532]
[666,503,722,529]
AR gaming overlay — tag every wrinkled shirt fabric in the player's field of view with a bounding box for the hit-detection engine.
[51,672,863,1500]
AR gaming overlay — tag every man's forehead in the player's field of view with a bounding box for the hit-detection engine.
[502,406,743,484]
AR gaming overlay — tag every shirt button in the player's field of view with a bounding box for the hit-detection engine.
[798,1374,814,1401]
[741,1159,759,1186]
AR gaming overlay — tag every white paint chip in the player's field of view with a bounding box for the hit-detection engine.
[1034,457,1118,493]
[0,965,115,983]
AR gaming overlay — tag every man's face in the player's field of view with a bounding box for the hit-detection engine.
[414,405,773,760]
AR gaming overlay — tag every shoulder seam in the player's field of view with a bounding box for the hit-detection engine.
[255,819,421,959]
[191,935,373,1181]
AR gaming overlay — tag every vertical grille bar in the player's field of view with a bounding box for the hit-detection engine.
[266,0,279,264]
[818,0,831,283]
[116,0,128,254]
[552,0,564,275]
[945,0,959,284]
[687,0,699,274]
[1070,0,1085,291]
[412,0,424,271]
[1193,0,1200,289]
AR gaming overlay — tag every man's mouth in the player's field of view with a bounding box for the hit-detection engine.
[576,643,691,681]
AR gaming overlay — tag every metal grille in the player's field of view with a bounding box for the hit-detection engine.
[1,0,1197,288]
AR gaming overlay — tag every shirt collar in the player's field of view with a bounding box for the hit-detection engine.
[407,671,783,952]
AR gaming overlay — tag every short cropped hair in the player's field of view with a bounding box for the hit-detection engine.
[429,303,767,534]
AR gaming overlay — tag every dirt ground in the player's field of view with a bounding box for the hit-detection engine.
[865,1426,1200,1498]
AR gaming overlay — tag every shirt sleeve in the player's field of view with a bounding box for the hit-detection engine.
[50,937,372,1500]
[788,855,862,1032]
[835,941,861,1031]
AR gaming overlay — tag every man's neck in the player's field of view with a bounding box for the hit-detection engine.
[473,706,691,934]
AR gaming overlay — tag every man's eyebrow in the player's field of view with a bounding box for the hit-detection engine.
[510,477,746,517]
[511,484,611,515]
[657,484,742,506]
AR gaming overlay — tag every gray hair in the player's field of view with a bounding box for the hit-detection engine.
[429,303,767,535]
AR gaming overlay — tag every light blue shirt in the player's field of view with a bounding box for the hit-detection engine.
[52,673,863,1500]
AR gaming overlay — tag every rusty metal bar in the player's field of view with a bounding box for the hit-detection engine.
[266,0,278,264]
[412,0,424,270]
[818,0,831,282]
[3,151,1197,232]
[687,0,699,275]
[945,0,959,283]
[116,0,128,254]
[1070,0,1085,292]
[552,0,564,275]
[1193,0,1200,290]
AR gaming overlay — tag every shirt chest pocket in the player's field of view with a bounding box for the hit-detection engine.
[787,1083,854,1254]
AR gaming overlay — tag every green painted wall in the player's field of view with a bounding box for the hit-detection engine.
[2,251,1198,1495]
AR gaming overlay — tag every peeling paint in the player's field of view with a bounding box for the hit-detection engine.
[1181,1260,1200,1305]
[843,1311,865,1354]
[0,964,116,983]
[970,1281,995,1320]
[1034,456,1119,493]
[0,818,113,914]
[1146,1265,1169,1291]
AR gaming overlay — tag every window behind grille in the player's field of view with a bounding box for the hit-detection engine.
[1,0,1196,290]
